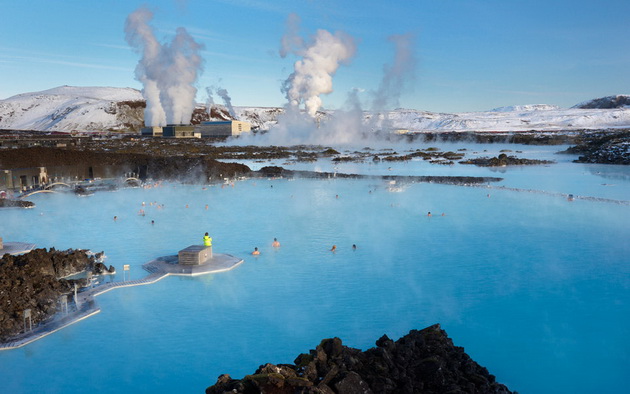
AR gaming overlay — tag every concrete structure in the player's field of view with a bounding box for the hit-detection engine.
[162,124,197,138]
[141,126,163,137]
[0,167,48,191]
[0,135,82,149]
[178,245,213,265]
[0,165,133,191]
[0,242,36,256]
[194,121,251,137]
[140,121,251,138]
[1,249,244,350]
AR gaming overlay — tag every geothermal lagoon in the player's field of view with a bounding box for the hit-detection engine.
[1,143,629,393]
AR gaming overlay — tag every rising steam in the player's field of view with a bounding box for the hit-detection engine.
[280,13,356,118]
[205,86,215,107]
[216,87,236,118]
[206,85,237,119]
[125,7,204,127]
[366,33,417,132]
[371,34,416,112]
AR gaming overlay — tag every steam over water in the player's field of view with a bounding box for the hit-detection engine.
[1,144,629,393]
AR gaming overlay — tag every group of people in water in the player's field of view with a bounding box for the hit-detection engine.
[248,239,357,255]
[201,234,356,256]
[330,244,357,252]
[251,237,280,255]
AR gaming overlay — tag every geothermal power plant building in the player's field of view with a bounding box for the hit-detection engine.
[141,121,251,138]
[162,125,196,138]
[195,120,251,137]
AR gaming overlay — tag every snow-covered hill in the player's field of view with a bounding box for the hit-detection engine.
[376,106,630,132]
[572,95,630,109]
[0,86,144,132]
[1,86,629,133]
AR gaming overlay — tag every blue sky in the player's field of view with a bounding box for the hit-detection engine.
[1,0,628,112]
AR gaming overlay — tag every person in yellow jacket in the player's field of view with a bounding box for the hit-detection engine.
[203,232,212,247]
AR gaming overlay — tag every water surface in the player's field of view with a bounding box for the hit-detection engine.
[1,142,628,393]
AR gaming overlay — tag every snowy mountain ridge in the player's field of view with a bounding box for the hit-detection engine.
[490,104,560,112]
[1,86,629,133]
[572,95,630,109]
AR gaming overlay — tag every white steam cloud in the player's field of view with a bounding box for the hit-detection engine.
[280,13,356,118]
[226,17,416,147]
[372,34,416,112]
[216,87,236,119]
[366,33,417,132]
[205,86,215,108]
[125,7,204,126]
[205,85,237,119]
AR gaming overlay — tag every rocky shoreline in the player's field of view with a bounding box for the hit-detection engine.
[206,324,513,394]
[459,153,554,167]
[0,199,34,208]
[561,129,630,164]
[0,248,112,342]
[0,146,505,187]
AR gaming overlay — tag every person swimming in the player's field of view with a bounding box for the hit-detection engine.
[252,247,260,255]
[352,244,357,251]
[272,238,280,247]
[330,245,337,252]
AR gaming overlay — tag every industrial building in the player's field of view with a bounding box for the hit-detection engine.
[1,167,48,191]
[195,121,251,137]
[141,126,163,137]
[161,125,197,138]
[141,124,197,138]
[141,121,251,138]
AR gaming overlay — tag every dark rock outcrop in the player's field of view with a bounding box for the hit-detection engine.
[0,248,103,341]
[459,153,554,167]
[0,146,251,182]
[206,324,512,394]
[563,130,630,165]
[572,95,630,109]
[0,199,35,208]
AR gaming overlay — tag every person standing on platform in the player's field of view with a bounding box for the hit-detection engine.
[203,232,212,247]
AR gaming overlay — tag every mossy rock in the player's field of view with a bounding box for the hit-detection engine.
[321,148,340,155]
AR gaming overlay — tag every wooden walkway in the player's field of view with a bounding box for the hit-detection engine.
[0,302,101,350]
[0,253,243,351]
[1,242,37,256]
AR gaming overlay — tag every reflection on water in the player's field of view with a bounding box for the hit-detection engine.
[586,164,630,183]
[1,149,629,394]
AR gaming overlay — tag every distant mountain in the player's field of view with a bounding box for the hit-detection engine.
[572,95,630,109]
[490,104,560,112]
[0,86,145,132]
[1,86,629,133]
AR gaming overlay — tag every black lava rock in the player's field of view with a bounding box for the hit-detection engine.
[0,248,99,341]
[206,324,513,394]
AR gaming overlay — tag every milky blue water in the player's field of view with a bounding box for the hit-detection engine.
[1,143,629,393]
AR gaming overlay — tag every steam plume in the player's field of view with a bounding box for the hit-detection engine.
[125,7,204,126]
[280,13,356,118]
[371,33,416,112]
[205,85,237,119]
[206,86,214,107]
[216,87,236,119]
[279,13,303,58]
[368,33,416,132]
